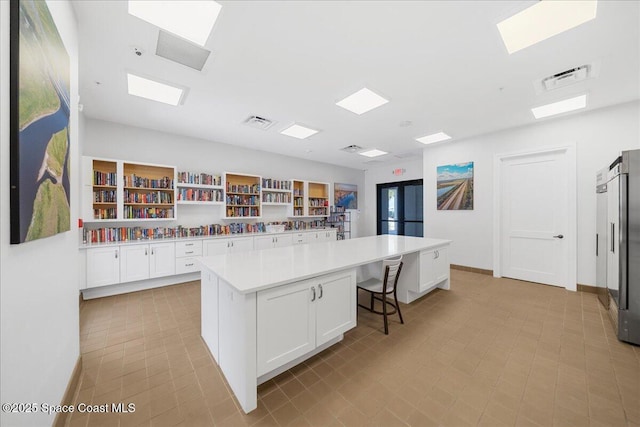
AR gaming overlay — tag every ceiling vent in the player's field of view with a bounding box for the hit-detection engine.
[243,115,275,130]
[341,144,364,153]
[156,30,211,71]
[535,64,598,93]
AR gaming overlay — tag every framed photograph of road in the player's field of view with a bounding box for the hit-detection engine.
[334,183,358,209]
[437,162,474,210]
[10,0,71,244]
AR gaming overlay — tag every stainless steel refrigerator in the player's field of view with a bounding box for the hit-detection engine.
[596,149,640,345]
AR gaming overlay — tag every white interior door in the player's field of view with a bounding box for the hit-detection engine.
[500,150,569,287]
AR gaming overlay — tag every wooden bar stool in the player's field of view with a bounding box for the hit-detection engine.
[356,255,404,334]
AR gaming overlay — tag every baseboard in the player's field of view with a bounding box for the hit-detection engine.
[53,355,82,427]
[577,283,598,294]
[450,264,493,276]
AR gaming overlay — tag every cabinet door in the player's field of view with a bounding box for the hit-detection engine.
[433,247,449,283]
[419,249,437,292]
[254,235,275,250]
[292,233,306,245]
[149,242,176,278]
[229,237,254,253]
[607,176,620,299]
[176,257,200,274]
[304,232,319,244]
[257,280,315,376]
[86,247,120,288]
[316,270,357,346]
[203,239,231,256]
[325,230,337,241]
[273,234,293,248]
[120,245,150,283]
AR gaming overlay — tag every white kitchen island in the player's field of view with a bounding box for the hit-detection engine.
[198,235,451,413]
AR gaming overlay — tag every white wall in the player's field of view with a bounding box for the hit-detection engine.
[362,157,423,236]
[423,101,640,286]
[83,118,365,230]
[0,1,81,426]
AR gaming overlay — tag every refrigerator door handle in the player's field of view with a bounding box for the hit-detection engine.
[619,173,629,311]
[611,223,615,254]
[596,233,598,256]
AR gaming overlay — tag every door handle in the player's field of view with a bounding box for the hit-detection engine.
[145,248,148,255]
[611,223,615,253]
[115,250,118,259]
[596,234,598,256]
[553,234,564,239]
[311,286,316,302]
[318,284,323,299]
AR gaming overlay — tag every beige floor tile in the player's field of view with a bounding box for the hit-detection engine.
[71,274,640,427]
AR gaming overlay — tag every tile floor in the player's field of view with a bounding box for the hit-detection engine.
[68,270,640,427]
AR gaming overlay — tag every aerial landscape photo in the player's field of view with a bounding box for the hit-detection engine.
[14,0,71,243]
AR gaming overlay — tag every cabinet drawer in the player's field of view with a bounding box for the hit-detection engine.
[176,241,203,258]
[293,233,306,245]
[176,257,200,274]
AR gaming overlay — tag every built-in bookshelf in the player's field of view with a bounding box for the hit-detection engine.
[176,171,223,204]
[83,157,177,222]
[225,172,261,218]
[307,181,329,217]
[292,180,305,217]
[123,163,175,220]
[91,159,118,220]
[262,178,292,205]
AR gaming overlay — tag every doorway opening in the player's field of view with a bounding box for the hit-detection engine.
[377,179,423,237]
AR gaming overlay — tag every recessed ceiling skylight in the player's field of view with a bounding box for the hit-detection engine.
[416,132,452,145]
[280,124,319,139]
[359,149,388,158]
[128,0,222,46]
[336,88,389,115]
[531,94,587,119]
[497,1,597,54]
[127,73,183,106]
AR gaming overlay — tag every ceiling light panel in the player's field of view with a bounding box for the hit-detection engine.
[531,94,587,119]
[497,1,598,54]
[128,0,222,46]
[336,88,389,115]
[280,124,319,139]
[127,74,183,106]
[416,132,452,145]
[359,149,388,158]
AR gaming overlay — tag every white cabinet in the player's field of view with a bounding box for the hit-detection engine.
[254,234,293,250]
[419,246,449,292]
[256,269,356,376]
[150,242,176,278]
[315,271,356,346]
[230,237,254,253]
[176,240,202,274]
[292,232,307,245]
[120,245,150,283]
[86,246,120,288]
[121,242,176,283]
[203,237,254,256]
[305,229,337,243]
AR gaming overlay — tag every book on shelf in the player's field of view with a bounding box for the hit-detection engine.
[177,172,221,186]
[124,174,174,189]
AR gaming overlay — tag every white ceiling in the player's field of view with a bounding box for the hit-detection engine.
[72,1,640,170]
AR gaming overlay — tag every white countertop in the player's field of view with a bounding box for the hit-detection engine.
[198,235,451,294]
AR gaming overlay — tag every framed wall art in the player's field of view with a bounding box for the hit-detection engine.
[10,0,71,243]
[436,162,474,210]
[334,183,357,209]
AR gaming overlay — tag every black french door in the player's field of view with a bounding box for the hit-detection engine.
[377,179,423,237]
